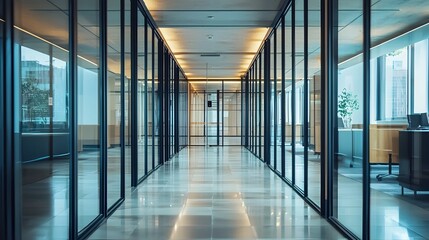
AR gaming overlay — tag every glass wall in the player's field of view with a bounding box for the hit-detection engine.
[154,34,160,166]
[284,10,293,181]
[178,71,188,149]
[14,0,70,238]
[107,0,123,209]
[294,0,305,190]
[124,0,132,190]
[3,1,189,238]
[260,51,265,160]
[332,0,364,237]
[307,0,321,207]
[269,32,276,168]
[137,11,146,179]
[370,1,429,239]
[243,0,429,239]
[276,25,282,173]
[77,0,101,230]
[147,25,154,172]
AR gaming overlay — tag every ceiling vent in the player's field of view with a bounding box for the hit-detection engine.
[200,53,221,57]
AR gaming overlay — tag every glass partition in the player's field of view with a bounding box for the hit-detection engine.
[137,11,146,179]
[294,0,305,190]
[276,24,282,173]
[124,0,132,190]
[107,0,122,208]
[284,10,293,180]
[77,0,101,230]
[14,0,70,237]
[307,0,322,207]
[147,26,154,171]
[269,33,276,167]
[260,52,265,159]
[370,1,429,239]
[154,35,160,165]
[333,0,364,237]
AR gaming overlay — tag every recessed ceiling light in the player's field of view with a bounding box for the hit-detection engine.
[207,15,215,19]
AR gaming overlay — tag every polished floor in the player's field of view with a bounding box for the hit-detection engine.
[89,146,346,240]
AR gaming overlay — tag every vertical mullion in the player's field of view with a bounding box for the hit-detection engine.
[151,29,155,169]
[100,0,108,216]
[158,41,164,165]
[164,52,169,161]
[291,0,296,185]
[245,75,249,147]
[120,0,125,199]
[281,15,286,178]
[363,0,371,238]
[222,81,224,146]
[144,19,148,175]
[130,0,138,187]
[217,90,220,146]
[259,53,262,158]
[265,41,271,164]
[0,0,5,235]
[303,0,309,196]
[69,0,78,237]
[174,67,179,153]
[409,45,414,113]
[4,0,15,239]
[274,29,278,170]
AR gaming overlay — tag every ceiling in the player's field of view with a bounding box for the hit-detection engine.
[9,0,429,93]
[143,0,286,81]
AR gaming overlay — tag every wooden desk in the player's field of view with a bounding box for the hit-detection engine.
[369,123,407,163]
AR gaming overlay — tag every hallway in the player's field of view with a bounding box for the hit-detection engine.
[89,147,345,240]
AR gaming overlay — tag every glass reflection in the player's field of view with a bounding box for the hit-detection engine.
[269,33,276,168]
[147,26,154,171]
[284,10,293,180]
[307,0,322,206]
[14,0,70,238]
[370,0,429,239]
[77,0,101,230]
[333,0,364,237]
[276,25,282,173]
[107,0,122,208]
[294,0,305,190]
[137,12,146,178]
[154,35,160,165]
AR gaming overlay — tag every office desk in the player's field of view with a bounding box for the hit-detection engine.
[398,130,429,195]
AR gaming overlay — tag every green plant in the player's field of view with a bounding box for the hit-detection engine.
[22,78,50,124]
[338,88,359,127]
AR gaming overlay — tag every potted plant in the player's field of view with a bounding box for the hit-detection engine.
[338,88,359,128]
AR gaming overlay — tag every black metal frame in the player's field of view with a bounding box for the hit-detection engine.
[242,0,376,238]
[4,0,14,239]
[0,0,6,236]
[303,0,309,198]
[281,15,286,178]
[1,0,190,239]
[144,16,149,177]
[130,0,138,188]
[264,40,271,165]
[257,53,265,159]
[69,0,78,238]
[273,28,278,171]
[174,66,180,152]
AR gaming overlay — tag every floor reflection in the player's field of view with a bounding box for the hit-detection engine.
[89,146,345,240]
